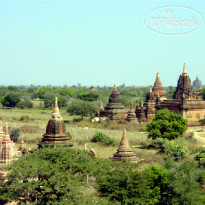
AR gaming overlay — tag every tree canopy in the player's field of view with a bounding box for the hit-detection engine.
[146,109,187,140]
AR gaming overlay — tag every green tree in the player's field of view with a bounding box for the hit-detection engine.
[59,88,73,97]
[146,109,187,140]
[0,147,112,204]
[36,87,53,99]
[67,101,98,120]
[1,92,21,107]
[78,92,99,101]
[17,97,33,109]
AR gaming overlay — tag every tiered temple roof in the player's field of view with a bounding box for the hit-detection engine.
[152,72,166,100]
[38,97,71,148]
[173,64,193,99]
[99,85,128,120]
[111,128,139,162]
[0,123,19,167]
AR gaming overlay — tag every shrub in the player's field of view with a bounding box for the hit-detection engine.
[91,131,105,142]
[162,140,189,160]
[9,129,21,142]
[91,131,115,146]
[146,109,187,140]
[18,99,33,109]
[195,149,205,167]
[1,92,21,107]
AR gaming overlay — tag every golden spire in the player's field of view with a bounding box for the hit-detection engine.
[149,86,152,93]
[141,101,144,108]
[53,97,60,114]
[3,122,11,143]
[182,63,187,75]
[118,128,131,151]
[157,72,160,78]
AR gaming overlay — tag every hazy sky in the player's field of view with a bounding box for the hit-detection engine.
[0,0,205,87]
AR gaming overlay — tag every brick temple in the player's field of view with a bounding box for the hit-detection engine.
[38,97,71,148]
[99,64,205,126]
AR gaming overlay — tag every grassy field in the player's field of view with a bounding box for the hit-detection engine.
[0,108,204,168]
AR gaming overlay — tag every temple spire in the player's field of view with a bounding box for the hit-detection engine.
[149,86,152,93]
[3,123,11,143]
[182,63,187,75]
[53,97,60,115]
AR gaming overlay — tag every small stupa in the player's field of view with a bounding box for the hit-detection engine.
[111,129,139,162]
[19,139,25,152]
[126,102,138,122]
[38,97,71,148]
[0,123,19,167]
[138,102,147,123]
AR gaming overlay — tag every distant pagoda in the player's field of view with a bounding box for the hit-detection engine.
[193,76,202,90]
[0,123,19,167]
[38,97,71,148]
[111,128,139,162]
[99,85,128,120]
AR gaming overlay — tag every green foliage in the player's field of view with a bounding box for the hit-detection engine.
[91,131,105,142]
[91,131,116,146]
[67,101,98,120]
[59,88,73,97]
[146,109,187,140]
[8,86,19,92]
[164,160,205,204]
[1,92,21,107]
[202,88,205,100]
[44,93,67,108]
[36,87,54,99]
[162,140,189,160]
[0,147,113,204]
[78,92,99,101]
[17,97,33,109]
[9,129,21,142]
[195,149,205,167]
[0,147,204,205]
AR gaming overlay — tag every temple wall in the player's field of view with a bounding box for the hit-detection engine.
[187,109,205,122]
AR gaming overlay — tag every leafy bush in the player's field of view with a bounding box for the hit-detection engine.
[146,109,187,140]
[162,140,188,160]
[18,99,33,109]
[195,149,205,167]
[78,92,99,101]
[91,131,105,142]
[9,129,21,142]
[1,92,21,107]
[91,131,115,146]
[67,101,98,120]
